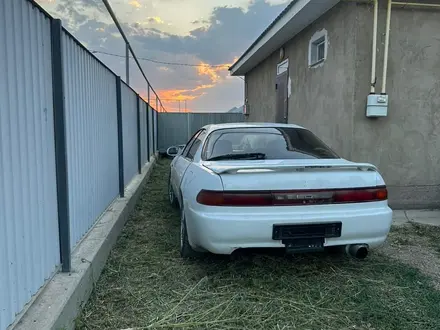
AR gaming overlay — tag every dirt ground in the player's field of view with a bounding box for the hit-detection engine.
[381,222,440,290]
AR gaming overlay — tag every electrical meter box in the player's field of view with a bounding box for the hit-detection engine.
[366,94,388,117]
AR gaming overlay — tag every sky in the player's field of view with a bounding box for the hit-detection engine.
[36,0,289,112]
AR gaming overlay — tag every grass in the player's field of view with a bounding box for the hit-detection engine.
[76,159,440,330]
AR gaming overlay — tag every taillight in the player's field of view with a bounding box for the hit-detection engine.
[196,190,224,206]
[196,187,387,207]
[196,190,272,206]
[333,187,387,203]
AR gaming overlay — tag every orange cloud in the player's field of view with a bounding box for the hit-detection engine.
[197,64,221,83]
[159,88,205,101]
[147,16,165,24]
[129,0,141,8]
[196,60,236,83]
[193,84,216,91]
[158,66,171,72]
[158,58,236,112]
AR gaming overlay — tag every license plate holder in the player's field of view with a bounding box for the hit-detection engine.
[284,237,325,253]
[272,222,342,241]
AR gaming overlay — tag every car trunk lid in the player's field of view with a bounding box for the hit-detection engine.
[203,159,379,191]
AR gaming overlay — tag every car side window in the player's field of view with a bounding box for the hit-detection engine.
[181,130,202,157]
[186,130,207,161]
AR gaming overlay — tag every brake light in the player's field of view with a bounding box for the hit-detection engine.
[196,187,387,207]
[333,187,387,203]
[196,190,272,206]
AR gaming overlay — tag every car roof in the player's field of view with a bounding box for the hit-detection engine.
[203,122,305,132]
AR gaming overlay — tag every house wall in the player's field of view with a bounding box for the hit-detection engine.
[352,1,440,208]
[246,51,280,122]
[244,0,440,208]
[284,2,359,159]
[245,2,359,158]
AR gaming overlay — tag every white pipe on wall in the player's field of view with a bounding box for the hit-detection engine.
[379,1,439,94]
[392,2,440,8]
[370,0,378,93]
[381,0,392,94]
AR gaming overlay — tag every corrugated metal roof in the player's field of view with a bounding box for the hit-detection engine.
[229,0,298,72]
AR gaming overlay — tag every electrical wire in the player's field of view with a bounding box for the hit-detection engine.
[91,50,232,68]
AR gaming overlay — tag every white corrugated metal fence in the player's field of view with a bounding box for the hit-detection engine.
[0,0,240,328]
[158,112,245,151]
[121,82,139,187]
[0,1,60,329]
[140,100,149,165]
[62,30,120,248]
[148,106,154,158]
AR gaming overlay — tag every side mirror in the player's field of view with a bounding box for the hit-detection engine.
[166,146,179,158]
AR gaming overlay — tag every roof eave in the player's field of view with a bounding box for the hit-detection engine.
[229,0,341,76]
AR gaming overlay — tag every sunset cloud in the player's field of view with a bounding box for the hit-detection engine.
[35,0,286,112]
[157,66,171,72]
[128,0,142,9]
[158,83,216,103]
[147,16,165,24]
[158,58,235,111]
[197,63,224,83]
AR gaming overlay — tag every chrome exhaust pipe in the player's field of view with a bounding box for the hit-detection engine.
[346,244,369,259]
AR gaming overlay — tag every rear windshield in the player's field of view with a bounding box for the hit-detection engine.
[202,127,339,160]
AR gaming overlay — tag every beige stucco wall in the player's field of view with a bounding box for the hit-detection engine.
[244,1,440,208]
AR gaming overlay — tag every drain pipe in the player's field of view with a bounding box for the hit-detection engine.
[381,0,392,94]
[392,2,440,8]
[370,0,379,93]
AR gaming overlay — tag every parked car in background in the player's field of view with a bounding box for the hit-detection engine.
[167,123,393,259]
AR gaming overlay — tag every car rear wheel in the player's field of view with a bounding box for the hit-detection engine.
[180,208,200,258]
[168,174,178,208]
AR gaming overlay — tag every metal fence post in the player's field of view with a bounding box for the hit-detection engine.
[155,99,159,157]
[146,105,150,163]
[51,19,71,273]
[156,111,160,153]
[155,111,159,153]
[136,95,142,174]
[152,110,155,155]
[186,112,191,141]
[126,44,130,85]
[116,76,125,197]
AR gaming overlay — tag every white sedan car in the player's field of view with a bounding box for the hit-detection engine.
[167,123,393,259]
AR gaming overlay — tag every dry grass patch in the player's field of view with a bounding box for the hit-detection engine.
[76,159,440,330]
[381,223,440,290]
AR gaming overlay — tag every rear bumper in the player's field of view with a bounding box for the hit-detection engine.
[185,202,393,254]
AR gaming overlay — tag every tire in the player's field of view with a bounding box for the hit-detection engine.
[168,174,179,208]
[180,209,200,258]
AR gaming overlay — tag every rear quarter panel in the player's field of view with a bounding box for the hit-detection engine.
[375,171,386,186]
[181,163,223,210]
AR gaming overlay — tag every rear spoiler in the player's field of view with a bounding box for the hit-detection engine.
[204,163,378,175]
